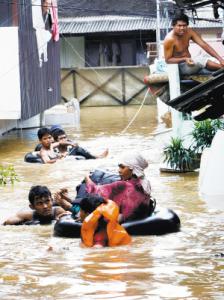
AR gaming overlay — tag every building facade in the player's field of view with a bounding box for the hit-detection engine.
[0,0,61,134]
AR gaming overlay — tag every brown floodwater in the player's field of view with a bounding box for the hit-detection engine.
[0,106,223,300]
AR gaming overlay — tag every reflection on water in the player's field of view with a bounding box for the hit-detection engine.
[0,106,223,300]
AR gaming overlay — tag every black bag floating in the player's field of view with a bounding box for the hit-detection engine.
[74,169,121,203]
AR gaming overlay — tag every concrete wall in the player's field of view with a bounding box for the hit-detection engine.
[0,120,18,136]
[61,66,155,106]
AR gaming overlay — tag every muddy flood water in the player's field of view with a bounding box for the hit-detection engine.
[0,106,223,300]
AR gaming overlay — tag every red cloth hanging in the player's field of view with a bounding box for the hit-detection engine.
[50,0,59,42]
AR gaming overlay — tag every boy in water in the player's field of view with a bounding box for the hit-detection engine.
[79,194,131,247]
[3,185,66,225]
[52,128,109,159]
[37,127,82,164]
[37,127,62,164]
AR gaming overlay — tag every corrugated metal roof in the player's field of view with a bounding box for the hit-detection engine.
[59,15,222,34]
[59,16,155,33]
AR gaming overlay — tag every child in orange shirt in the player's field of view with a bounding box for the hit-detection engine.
[79,194,131,248]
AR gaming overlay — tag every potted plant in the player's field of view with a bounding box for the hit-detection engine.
[163,137,196,172]
[191,119,224,154]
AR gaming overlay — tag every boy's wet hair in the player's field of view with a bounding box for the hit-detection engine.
[37,127,51,140]
[172,13,189,26]
[80,194,105,214]
[51,128,66,141]
[28,185,51,205]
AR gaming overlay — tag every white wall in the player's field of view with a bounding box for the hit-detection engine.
[189,38,224,58]
[199,130,224,210]
[0,27,21,119]
[60,36,85,68]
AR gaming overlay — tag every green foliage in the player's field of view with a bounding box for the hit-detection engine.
[163,137,195,171]
[191,119,224,153]
[163,119,224,172]
[0,164,20,186]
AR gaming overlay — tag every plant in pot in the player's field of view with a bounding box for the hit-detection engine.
[191,119,224,154]
[163,137,196,172]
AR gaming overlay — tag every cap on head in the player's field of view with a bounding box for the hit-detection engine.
[50,124,62,134]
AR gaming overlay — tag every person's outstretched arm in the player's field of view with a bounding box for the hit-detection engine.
[54,189,73,211]
[3,211,33,225]
[191,29,224,66]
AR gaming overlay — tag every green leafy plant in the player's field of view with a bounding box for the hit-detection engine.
[0,164,20,185]
[163,137,196,171]
[191,119,224,153]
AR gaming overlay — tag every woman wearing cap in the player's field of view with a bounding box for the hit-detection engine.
[85,152,153,223]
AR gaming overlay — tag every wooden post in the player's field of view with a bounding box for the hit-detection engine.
[72,71,77,99]
[121,68,126,104]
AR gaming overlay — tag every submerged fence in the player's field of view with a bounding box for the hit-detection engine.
[61,66,155,106]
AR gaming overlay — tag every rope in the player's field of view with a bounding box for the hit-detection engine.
[119,88,150,134]
[119,85,167,134]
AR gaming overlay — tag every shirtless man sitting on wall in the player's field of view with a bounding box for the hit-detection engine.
[163,13,224,75]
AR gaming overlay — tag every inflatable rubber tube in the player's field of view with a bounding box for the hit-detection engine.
[53,208,181,238]
[123,208,180,236]
[24,152,43,163]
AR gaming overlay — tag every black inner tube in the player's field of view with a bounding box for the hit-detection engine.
[54,208,181,238]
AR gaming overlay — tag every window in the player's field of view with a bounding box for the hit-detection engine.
[85,33,152,67]
[85,37,135,67]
